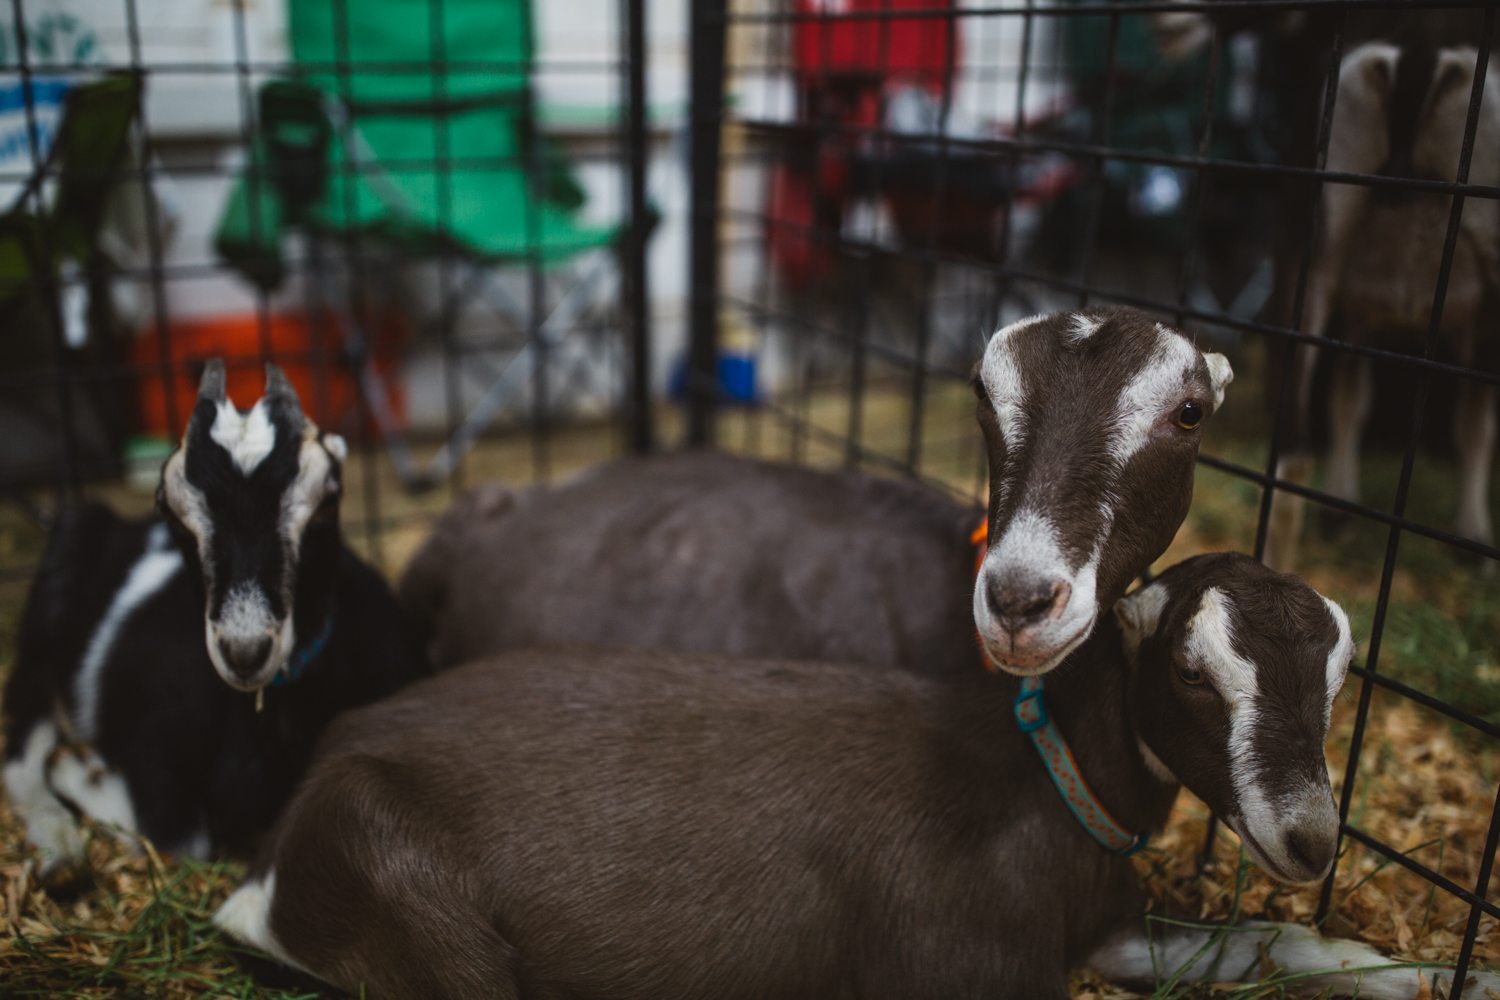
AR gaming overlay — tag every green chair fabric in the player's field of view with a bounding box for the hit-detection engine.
[288,0,532,103]
[215,0,613,291]
[0,74,141,304]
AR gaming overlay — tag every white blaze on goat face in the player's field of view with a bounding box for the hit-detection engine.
[1185,587,1340,885]
[210,398,278,476]
[972,308,1232,676]
[980,314,1042,457]
[1122,554,1347,887]
[1182,587,1262,800]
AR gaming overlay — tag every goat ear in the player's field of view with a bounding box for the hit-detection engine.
[1361,48,1395,97]
[1203,353,1233,413]
[1114,583,1169,662]
[264,364,301,405]
[197,359,227,405]
[322,433,348,464]
[1430,47,1476,109]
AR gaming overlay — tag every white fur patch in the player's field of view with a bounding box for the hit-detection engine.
[1084,919,1494,999]
[215,870,311,973]
[48,746,138,847]
[280,430,336,563]
[1069,313,1103,341]
[1115,581,1170,663]
[210,399,278,476]
[1203,352,1234,413]
[208,583,292,690]
[1187,588,1326,882]
[2,723,87,872]
[1108,331,1204,467]
[973,510,1102,676]
[161,449,215,568]
[979,319,1034,455]
[989,313,1046,343]
[321,432,347,464]
[1320,597,1354,724]
[1182,590,1278,869]
[1184,587,1260,776]
[74,524,183,743]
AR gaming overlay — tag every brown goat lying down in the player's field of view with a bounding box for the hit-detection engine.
[216,552,1483,999]
[402,306,1233,681]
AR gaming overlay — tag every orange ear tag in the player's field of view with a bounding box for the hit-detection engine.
[970,521,994,672]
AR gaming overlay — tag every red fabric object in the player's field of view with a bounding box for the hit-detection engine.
[132,311,405,440]
[793,0,957,93]
[768,0,959,287]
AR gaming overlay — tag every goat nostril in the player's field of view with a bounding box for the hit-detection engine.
[217,636,272,678]
[1285,827,1335,876]
[987,577,1069,632]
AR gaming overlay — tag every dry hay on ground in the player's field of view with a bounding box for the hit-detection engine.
[0,697,1495,998]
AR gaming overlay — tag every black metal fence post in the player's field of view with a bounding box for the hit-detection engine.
[688,0,727,448]
[624,0,654,453]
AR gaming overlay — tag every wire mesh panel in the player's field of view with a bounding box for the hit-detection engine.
[0,0,653,587]
[695,0,1500,993]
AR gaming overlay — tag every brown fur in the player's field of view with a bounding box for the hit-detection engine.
[240,554,1345,1000]
[403,307,1223,683]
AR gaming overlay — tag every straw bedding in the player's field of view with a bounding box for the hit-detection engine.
[2,686,1495,998]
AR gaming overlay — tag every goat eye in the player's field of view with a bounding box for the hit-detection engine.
[972,378,990,406]
[1178,664,1205,685]
[1175,401,1204,430]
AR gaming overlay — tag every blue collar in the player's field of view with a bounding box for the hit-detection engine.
[270,604,335,687]
[1014,675,1149,857]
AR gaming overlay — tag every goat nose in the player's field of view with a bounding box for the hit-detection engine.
[1284,824,1337,879]
[217,636,272,680]
[986,575,1070,632]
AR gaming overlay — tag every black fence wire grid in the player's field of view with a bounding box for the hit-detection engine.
[0,0,1497,995]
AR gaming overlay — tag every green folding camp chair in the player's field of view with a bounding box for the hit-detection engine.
[215,0,618,487]
[0,74,142,486]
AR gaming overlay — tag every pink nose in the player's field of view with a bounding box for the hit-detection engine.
[985,574,1071,641]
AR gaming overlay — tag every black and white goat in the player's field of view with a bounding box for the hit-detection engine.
[2,362,429,875]
[219,553,1478,1000]
[402,306,1233,680]
[1264,18,1500,571]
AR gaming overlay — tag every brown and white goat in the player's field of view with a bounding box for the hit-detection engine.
[401,306,1231,679]
[1265,29,1500,571]
[214,552,1474,1000]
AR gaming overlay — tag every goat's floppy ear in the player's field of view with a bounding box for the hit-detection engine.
[1203,353,1233,413]
[1114,582,1169,663]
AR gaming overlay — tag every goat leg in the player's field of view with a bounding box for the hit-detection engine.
[1084,918,1497,999]
[1265,453,1314,573]
[1322,356,1374,539]
[1454,379,1498,561]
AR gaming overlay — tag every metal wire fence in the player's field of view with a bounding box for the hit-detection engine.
[684,0,1500,995]
[0,0,653,578]
[1,0,1498,994]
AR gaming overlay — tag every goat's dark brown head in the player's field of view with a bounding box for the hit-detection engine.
[156,361,348,691]
[972,307,1231,675]
[1116,552,1354,885]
